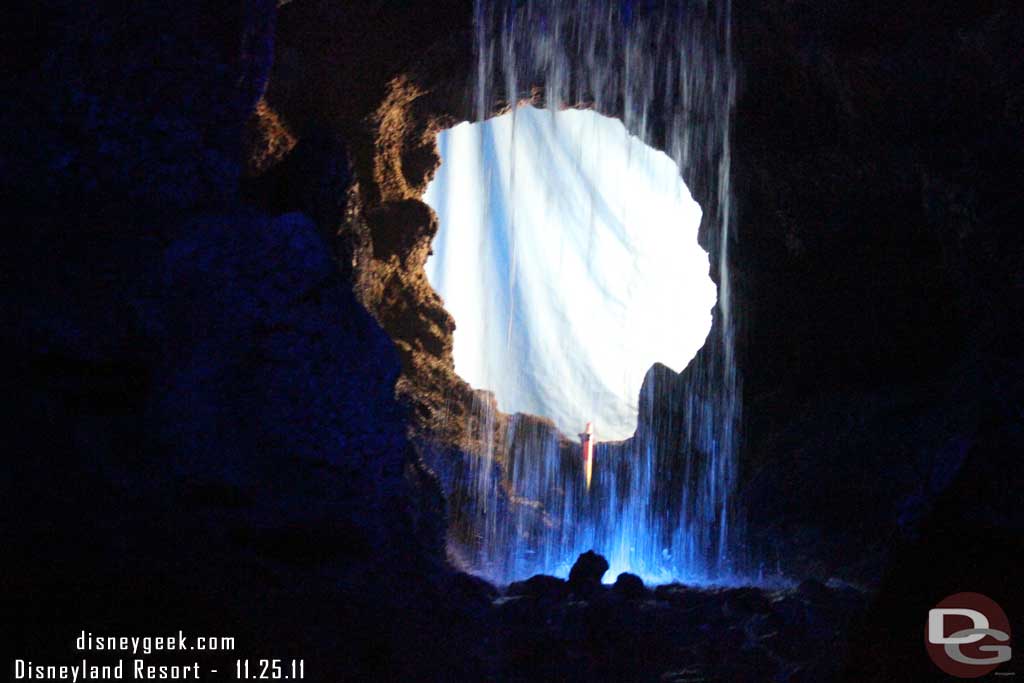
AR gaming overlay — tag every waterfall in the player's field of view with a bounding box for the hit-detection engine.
[437,0,741,585]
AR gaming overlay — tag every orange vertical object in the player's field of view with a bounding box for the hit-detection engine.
[580,421,594,490]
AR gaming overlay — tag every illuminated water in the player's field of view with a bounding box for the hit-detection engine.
[429,0,741,585]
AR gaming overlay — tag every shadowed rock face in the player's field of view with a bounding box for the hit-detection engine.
[6,211,455,675]
[2,0,277,216]
[730,0,1024,589]
[3,2,466,678]
[731,0,1022,396]
[259,0,575,567]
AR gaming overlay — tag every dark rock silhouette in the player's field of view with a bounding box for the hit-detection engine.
[507,574,571,602]
[493,575,867,681]
[568,550,610,595]
[612,572,647,600]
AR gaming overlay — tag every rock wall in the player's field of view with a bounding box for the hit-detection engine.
[257,0,573,562]
[731,0,1024,586]
[3,1,488,678]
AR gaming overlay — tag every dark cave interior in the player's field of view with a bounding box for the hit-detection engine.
[3,1,1022,680]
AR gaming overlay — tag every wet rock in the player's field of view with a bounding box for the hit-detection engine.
[612,572,647,599]
[441,571,500,611]
[654,583,714,609]
[507,574,570,602]
[569,550,610,591]
[796,578,832,603]
[722,586,772,615]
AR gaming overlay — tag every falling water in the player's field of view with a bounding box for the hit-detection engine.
[434,0,741,585]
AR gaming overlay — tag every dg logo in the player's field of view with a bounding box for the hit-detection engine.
[927,592,1012,678]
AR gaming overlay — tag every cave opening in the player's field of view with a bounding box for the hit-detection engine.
[422,105,721,584]
[424,105,715,443]
[371,0,746,586]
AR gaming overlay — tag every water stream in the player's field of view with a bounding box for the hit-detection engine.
[429,0,741,585]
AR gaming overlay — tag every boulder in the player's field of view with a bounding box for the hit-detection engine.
[568,550,610,595]
[612,572,647,599]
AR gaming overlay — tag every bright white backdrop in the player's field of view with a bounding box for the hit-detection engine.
[424,106,714,441]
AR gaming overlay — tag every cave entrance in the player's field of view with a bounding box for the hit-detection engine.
[423,106,715,442]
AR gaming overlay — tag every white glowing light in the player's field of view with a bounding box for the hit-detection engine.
[424,106,714,441]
